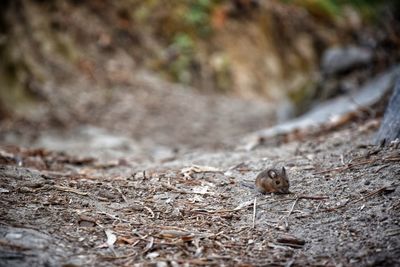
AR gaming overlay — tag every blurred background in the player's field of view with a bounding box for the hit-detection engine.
[0,0,399,157]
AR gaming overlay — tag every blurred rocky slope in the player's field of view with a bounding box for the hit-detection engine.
[0,0,399,130]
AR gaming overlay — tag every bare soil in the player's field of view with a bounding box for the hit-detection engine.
[0,74,399,266]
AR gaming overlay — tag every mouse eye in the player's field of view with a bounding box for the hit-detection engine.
[275,180,280,185]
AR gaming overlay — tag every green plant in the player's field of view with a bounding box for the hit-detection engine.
[184,0,219,36]
[283,0,397,20]
[169,33,195,84]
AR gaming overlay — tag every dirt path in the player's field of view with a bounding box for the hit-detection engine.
[1,119,399,266]
[0,72,399,266]
[0,71,277,154]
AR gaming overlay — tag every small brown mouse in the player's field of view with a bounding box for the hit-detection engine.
[255,167,290,194]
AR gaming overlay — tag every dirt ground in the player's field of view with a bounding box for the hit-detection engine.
[1,1,400,265]
[1,126,400,266]
[0,73,400,266]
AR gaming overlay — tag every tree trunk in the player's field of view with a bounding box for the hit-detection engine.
[375,78,400,145]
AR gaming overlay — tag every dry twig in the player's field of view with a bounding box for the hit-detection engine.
[297,195,329,200]
[322,186,394,212]
[162,183,213,196]
[97,211,131,223]
[313,159,375,175]
[115,186,128,202]
[287,198,299,217]
[252,197,257,228]
[53,185,89,196]
[192,199,254,214]
[143,205,155,218]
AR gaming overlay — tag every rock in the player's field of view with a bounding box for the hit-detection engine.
[374,78,400,145]
[243,66,400,149]
[322,46,373,75]
[0,226,65,267]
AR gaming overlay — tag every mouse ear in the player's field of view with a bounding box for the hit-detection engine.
[268,170,277,178]
[281,167,286,177]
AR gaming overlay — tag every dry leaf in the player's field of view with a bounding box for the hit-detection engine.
[233,200,254,211]
[192,186,209,194]
[159,230,191,239]
[146,251,159,259]
[117,236,137,245]
[143,236,154,253]
[181,165,222,179]
[105,229,117,247]
[0,188,9,193]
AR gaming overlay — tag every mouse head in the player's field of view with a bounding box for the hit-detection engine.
[267,167,289,194]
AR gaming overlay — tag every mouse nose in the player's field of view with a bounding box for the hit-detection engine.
[280,188,289,194]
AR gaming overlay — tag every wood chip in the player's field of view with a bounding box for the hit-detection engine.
[276,234,306,248]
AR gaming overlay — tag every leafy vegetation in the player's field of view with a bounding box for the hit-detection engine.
[285,0,399,20]
[130,0,397,88]
[0,0,398,117]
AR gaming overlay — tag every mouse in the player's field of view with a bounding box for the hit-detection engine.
[255,167,290,194]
